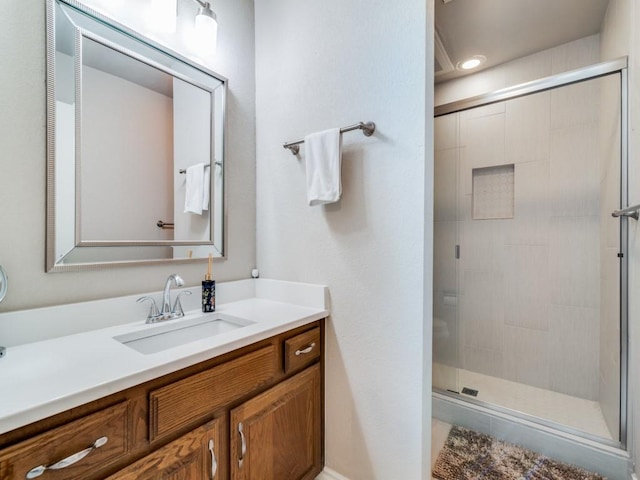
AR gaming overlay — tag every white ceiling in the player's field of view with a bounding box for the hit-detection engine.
[435,0,610,83]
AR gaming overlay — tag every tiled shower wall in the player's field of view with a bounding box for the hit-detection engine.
[434,73,619,402]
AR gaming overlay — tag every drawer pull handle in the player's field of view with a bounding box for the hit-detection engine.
[208,439,217,479]
[238,422,246,468]
[295,342,316,356]
[26,436,108,479]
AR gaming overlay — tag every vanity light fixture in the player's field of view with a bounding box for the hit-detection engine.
[457,55,487,71]
[193,0,218,54]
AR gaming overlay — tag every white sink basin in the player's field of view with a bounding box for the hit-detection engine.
[115,313,254,354]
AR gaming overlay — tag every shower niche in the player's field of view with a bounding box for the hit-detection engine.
[471,164,515,220]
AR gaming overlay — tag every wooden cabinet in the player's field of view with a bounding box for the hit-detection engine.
[149,345,277,443]
[0,402,130,480]
[105,419,222,480]
[230,365,322,480]
[0,320,324,480]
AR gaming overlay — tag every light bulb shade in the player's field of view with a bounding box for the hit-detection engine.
[195,5,217,54]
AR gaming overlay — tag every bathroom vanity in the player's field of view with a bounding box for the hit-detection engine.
[0,280,327,480]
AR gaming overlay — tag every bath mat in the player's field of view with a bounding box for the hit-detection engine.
[432,425,606,479]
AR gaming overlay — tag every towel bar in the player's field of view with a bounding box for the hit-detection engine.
[178,162,221,174]
[283,121,376,155]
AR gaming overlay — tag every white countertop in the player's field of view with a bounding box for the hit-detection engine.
[0,279,328,435]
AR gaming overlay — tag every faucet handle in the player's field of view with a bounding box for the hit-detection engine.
[137,296,159,322]
[172,291,192,316]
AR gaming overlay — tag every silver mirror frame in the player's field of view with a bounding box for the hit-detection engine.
[46,0,228,272]
[0,265,7,304]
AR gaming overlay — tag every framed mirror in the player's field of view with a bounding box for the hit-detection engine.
[46,0,226,271]
[0,266,7,304]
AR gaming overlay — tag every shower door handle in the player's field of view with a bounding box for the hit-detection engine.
[612,203,640,220]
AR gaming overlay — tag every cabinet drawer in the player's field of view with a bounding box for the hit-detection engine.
[0,402,129,480]
[149,345,277,442]
[284,327,320,374]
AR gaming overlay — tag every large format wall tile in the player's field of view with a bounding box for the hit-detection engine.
[459,114,506,172]
[434,148,458,222]
[550,35,600,75]
[434,220,458,293]
[549,124,600,217]
[599,246,620,438]
[506,161,550,246]
[503,245,550,331]
[463,346,504,378]
[505,91,550,165]
[551,79,600,130]
[460,270,504,353]
[548,305,599,400]
[435,113,458,152]
[433,290,461,370]
[503,325,550,390]
[549,216,600,308]
[459,216,496,273]
[503,50,552,88]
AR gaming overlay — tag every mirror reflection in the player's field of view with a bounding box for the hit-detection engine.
[47,0,226,271]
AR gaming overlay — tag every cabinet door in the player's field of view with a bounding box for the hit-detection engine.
[230,365,321,480]
[106,419,221,480]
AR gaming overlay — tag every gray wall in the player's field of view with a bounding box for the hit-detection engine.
[254,0,432,478]
[0,0,256,312]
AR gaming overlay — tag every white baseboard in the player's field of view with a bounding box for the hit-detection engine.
[315,467,351,480]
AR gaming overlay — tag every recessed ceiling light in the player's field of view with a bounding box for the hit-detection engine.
[457,55,487,71]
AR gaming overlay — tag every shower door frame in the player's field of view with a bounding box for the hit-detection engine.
[433,56,629,449]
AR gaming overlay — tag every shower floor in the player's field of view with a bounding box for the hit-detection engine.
[443,368,613,440]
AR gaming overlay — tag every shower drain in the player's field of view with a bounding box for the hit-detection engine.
[461,387,479,397]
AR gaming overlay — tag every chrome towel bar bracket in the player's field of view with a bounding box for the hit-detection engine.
[612,203,640,220]
[283,121,376,155]
[157,221,174,229]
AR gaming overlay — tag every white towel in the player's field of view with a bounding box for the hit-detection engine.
[184,163,209,215]
[305,128,342,206]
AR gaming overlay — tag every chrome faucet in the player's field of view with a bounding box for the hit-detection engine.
[162,274,184,315]
[137,274,192,323]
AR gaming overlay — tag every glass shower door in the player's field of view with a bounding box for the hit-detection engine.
[432,67,625,444]
[432,113,460,394]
